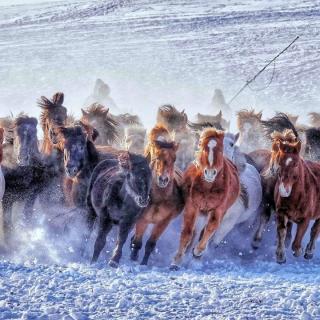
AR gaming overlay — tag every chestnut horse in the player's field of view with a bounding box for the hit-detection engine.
[171,128,240,269]
[130,125,184,265]
[273,138,320,263]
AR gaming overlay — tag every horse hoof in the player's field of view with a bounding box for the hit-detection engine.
[293,248,302,257]
[192,247,202,259]
[169,264,180,271]
[251,239,261,250]
[304,252,313,260]
[140,259,148,266]
[130,250,139,261]
[276,256,286,264]
[108,260,119,268]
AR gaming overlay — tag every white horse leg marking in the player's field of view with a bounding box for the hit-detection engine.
[207,139,217,166]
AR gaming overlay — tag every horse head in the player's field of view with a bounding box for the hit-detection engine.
[38,92,67,146]
[276,139,301,198]
[119,152,152,208]
[196,128,224,183]
[12,115,40,166]
[237,109,263,142]
[58,125,98,178]
[223,132,240,162]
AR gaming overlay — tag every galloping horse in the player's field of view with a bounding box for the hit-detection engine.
[88,152,152,267]
[171,128,240,269]
[273,138,320,263]
[130,125,184,265]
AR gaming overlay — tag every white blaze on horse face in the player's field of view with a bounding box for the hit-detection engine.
[279,182,292,198]
[285,157,293,166]
[207,139,217,166]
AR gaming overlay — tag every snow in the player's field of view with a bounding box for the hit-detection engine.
[1,0,320,318]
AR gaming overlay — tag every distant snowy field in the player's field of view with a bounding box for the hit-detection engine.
[1,0,320,319]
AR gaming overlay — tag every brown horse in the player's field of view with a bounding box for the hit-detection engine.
[171,128,240,269]
[273,138,320,263]
[251,129,297,249]
[130,125,184,265]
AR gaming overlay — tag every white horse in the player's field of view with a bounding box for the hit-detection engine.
[210,132,262,246]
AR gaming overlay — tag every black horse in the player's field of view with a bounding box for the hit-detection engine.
[87,152,152,267]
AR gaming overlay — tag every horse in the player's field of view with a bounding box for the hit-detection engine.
[237,109,267,153]
[130,125,184,265]
[171,128,240,269]
[81,103,119,146]
[210,132,262,246]
[157,104,196,170]
[196,110,230,131]
[273,138,320,263]
[1,115,51,243]
[87,152,152,267]
[251,129,298,250]
[0,128,5,202]
[124,126,146,154]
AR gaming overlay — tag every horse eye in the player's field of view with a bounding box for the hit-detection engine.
[230,143,234,147]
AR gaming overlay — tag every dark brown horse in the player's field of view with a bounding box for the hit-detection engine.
[88,152,152,267]
[171,128,240,269]
[1,115,52,243]
[273,139,320,263]
[130,125,184,265]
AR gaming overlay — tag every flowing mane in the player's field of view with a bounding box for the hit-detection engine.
[157,104,188,131]
[188,121,223,132]
[237,109,262,128]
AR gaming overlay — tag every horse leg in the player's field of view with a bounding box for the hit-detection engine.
[2,194,14,246]
[276,213,288,264]
[193,209,221,258]
[141,217,171,266]
[130,217,148,262]
[304,219,320,259]
[109,220,134,268]
[91,215,112,264]
[291,218,309,257]
[285,220,293,248]
[171,203,197,270]
[22,192,38,224]
[251,202,272,249]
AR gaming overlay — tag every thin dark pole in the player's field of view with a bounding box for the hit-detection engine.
[227,35,300,105]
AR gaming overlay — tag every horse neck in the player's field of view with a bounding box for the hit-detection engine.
[41,134,54,155]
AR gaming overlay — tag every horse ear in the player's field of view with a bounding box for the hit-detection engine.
[218,110,222,120]
[234,132,240,143]
[52,92,64,105]
[257,111,263,120]
[81,108,89,116]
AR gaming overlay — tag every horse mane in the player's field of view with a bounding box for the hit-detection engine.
[308,112,320,125]
[188,121,224,132]
[261,113,299,140]
[83,103,120,144]
[157,104,187,130]
[14,114,38,127]
[237,108,262,123]
[271,129,297,143]
[199,127,224,143]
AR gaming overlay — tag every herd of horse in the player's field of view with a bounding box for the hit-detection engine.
[1,91,320,269]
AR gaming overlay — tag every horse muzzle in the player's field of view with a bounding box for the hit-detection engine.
[279,182,292,198]
[157,175,170,188]
[134,195,150,208]
[203,168,217,183]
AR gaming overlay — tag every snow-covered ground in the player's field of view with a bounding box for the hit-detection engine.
[1,0,320,319]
